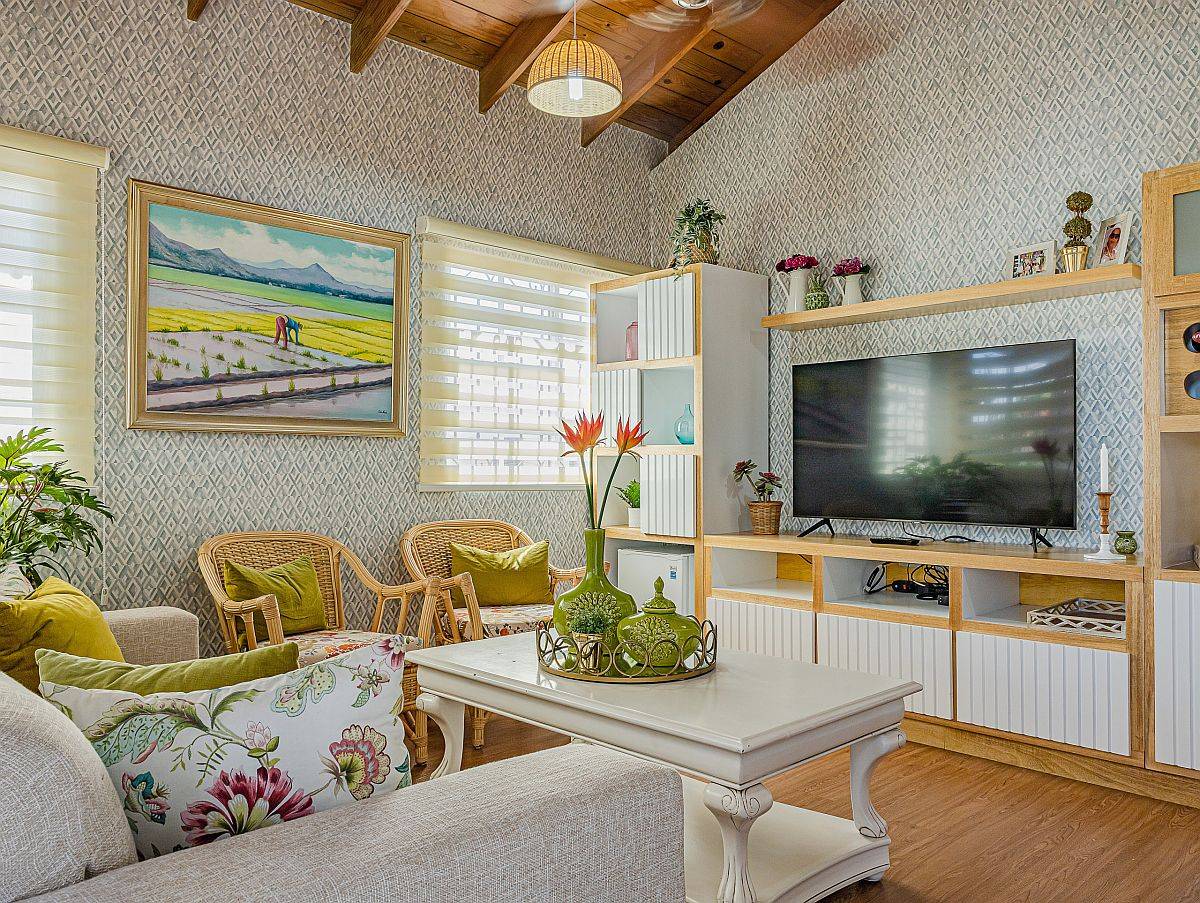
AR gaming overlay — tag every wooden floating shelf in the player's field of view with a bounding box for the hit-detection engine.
[1158,414,1200,433]
[761,263,1142,332]
[594,355,697,372]
[604,526,696,545]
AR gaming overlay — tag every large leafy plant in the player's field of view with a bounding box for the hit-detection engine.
[0,428,113,583]
[670,198,726,270]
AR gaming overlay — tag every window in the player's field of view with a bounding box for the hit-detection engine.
[0,126,107,481]
[418,218,638,488]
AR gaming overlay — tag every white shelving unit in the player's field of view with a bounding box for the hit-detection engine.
[590,264,768,613]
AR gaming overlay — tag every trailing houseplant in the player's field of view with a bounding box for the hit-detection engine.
[618,478,641,529]
[0,428,113,584]
[670,198,726,270]
[733,459,784,535]
[553,413,648,640]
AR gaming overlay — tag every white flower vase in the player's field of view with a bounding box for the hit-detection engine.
[774,270,807,312]
[627,508,641,529]
[839,272,864,306]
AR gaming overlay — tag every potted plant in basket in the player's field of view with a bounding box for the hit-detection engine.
[773,255,818,312]
[832,257,871,306]
[1,428,113,584]
[565,592,625,674]
[670,198,726,271]
[618,478,641,529]
[733,459,784,535]
[804,268,832,310]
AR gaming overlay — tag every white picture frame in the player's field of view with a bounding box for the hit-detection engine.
[1006,240,1057,280]
[1092,211,1134,268]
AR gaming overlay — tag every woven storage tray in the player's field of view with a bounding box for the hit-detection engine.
[1026,598,1126,636]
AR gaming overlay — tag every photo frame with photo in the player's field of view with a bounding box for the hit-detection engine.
[1092,211,1134,268]
[1006,240,1057,280]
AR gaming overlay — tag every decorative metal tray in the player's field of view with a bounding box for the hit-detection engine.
[1026,598,1126,636]
[535,619,717,683]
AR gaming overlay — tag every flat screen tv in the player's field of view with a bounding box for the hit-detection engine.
[792,340,1077,529]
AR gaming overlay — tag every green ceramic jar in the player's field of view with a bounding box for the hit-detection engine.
[1114,531,1138,556]
[617,577,702,668]
[553,528,636,641]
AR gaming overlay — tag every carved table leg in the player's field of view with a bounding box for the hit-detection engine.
[416,692,466,780]
[703,782,774,903]
[850,728,906,839]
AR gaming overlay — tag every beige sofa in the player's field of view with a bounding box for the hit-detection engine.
[2,607,686,903]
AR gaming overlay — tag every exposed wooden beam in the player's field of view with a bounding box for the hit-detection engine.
[479,4,575,113]
[581,9,713,148]
[186,0,209,20]
[668,0,843,151]
[350,0,416,73]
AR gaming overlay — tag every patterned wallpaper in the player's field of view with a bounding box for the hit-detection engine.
[2,0,663,653]
[651,0,1200,548]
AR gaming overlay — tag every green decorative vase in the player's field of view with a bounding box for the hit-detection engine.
[617,577,702,668]
[1114,531,1138,556]
[553,528,636,641]
[804,288,831,310]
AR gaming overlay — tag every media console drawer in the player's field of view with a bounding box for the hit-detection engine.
[956,632,1130,756]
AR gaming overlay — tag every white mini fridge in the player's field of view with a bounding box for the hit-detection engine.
[617,549,696,618]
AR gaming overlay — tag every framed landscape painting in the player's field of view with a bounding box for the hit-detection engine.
[126,181,410,437]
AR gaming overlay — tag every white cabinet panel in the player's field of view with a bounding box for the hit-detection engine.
[591,369,639,444]
[816,614,951,719]
[956,632,1129,756]
[1154,580,1200,770]
[637,273,695,360]
[640,454,696,537]
[709,597,815,662]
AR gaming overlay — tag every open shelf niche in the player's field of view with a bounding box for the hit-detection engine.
[959,569,1128,644]
[821,557,949,621]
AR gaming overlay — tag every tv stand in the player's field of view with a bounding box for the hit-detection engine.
[1028,527,1054,553]
[797,518,834,538]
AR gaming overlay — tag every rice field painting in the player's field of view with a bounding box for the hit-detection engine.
[127,181,409,437]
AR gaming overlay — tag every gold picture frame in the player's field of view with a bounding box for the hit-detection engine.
[127,180,410,437]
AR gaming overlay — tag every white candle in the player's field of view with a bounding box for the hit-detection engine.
[1099,442,1110,492]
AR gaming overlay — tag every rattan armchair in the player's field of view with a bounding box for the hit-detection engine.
[197,531,433,764]
[399,519,597,749]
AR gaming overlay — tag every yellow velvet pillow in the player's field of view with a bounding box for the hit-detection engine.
[0,577,124,692]
[449,541,553,606]
[222,556,328,643]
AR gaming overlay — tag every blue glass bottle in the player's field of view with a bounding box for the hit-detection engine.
[673,404,695,445]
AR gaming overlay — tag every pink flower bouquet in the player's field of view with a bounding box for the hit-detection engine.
[832,257,871,276]
[775,254,819,273]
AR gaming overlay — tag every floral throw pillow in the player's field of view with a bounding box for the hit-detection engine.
[41,637,411,859]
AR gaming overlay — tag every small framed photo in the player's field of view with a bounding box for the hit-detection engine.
[1092,211,1134,267]
[1006,241,1057,280]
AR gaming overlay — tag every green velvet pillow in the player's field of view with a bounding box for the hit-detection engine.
[0,577,124,692]
[222,556,328,643]
[449,540,553,606]
[35,642,301,695]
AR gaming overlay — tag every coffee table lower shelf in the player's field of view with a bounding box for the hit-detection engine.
[682,776,890,903]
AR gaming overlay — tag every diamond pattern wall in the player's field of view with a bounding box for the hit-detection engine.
[2,0,663,654]
[650,0,1200,548]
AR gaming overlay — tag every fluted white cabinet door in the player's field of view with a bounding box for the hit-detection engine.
[1153,580,1200,770]
[709,597,815,662]
[637,273,695,361]
[956,632,1129,756]
[591,369,639,444]
[640,454,696,537]
[816,614,951,719]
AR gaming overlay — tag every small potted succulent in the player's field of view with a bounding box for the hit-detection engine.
[832,257,871,305]
[733,459,784,534]
[565,592,624,674]
[804,269,831,311]
[670,198,725,271]
[618,478,641,529]
[774,255,818,312]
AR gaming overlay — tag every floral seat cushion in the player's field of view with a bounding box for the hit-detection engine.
[293,629,422,667]
[445,604,553,641]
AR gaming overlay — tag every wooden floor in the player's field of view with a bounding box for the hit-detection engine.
[414,718,1200,902]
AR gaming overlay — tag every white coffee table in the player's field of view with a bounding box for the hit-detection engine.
[407,634,918,903]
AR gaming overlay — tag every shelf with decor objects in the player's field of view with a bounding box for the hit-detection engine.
[590,262,768,618]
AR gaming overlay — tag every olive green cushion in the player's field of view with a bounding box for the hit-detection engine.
[0,577,124,692]
[449,540,553,606]
[35,642,301,695]
[222,556,328,642]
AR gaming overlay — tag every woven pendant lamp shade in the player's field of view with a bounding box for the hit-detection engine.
[527,39,623,117]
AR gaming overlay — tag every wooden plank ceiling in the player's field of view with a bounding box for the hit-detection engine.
[190,0,842,151]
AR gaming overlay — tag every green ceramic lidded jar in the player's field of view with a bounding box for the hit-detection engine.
[553,528,636,642]
[1114,531,1138,556]
[618,577,702,668]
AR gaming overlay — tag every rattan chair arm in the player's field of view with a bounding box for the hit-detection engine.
[217,593,284,649]
[369,579,432,634]
[550,563,610,595]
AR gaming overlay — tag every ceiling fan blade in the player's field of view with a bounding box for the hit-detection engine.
[627,0,764,32]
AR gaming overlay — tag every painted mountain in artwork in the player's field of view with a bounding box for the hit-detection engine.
[148,223,392,304]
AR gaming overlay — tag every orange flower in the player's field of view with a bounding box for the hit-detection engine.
[557,412,604,455]
[614,417,649,455]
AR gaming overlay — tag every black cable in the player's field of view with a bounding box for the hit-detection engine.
[903,525,978,544]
